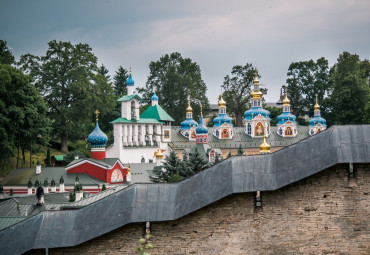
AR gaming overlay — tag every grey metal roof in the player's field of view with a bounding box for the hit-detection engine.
[66,157,120,169]
[1,167,105,186]
[130,163,156,183]
[170,125,310,149]
[0,125,369,255]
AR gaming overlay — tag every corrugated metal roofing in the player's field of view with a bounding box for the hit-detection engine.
[1,167,105,186]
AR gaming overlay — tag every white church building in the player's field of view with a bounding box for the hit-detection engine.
[106,71,174,163]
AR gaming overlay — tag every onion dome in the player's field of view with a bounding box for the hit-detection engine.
[155,148,164,159]
[213,115,233,126]
[196,105,208,134]
[309,94,327,127]
[186,103,193,113]
[196,115,208,134]
[244,108,271,120]
[181,118,198,130]
[282,93,290,105]
[127,69,134,86]
[259,134,271,153]
[151,92,158,101]
[277,112,297,125]
[88,110,108,147]
[251,75,263,99]
[218,95,226,108]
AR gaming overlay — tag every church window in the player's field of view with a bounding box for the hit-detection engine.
[111,169,123,183]
[278,127,282,135]
[199,137,203,143]
[247,123,251,135]
[204,137,207,143]
[215,129,219,137]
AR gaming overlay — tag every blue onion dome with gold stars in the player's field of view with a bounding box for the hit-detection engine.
[127,70,134,86]
[88,110,108,147]
[181,96,198,130]
[309,94,327,127]
[213,94,233,127]
[277,91,296,124]
[244,74,271,121]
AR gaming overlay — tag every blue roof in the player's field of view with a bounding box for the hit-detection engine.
[196,115,208,134]
[88,121,108,147]
[127,73,134,86]
[181,118,198,130]
[277,112,297,125]
[151,92,158,101]
[309,116,327,126]
[244,107,271,121]
[213,114,233,127]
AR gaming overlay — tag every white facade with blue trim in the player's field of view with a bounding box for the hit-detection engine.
[244,74,271,137]
[212,94,233,139]
[276,90,297,137]
[309,94,327,136]
[180,97,198,141]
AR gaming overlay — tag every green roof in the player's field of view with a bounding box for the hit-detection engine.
[111,117,162,124]
[53,155,65,161]
[140,105,175,122]
[117,94,143,102]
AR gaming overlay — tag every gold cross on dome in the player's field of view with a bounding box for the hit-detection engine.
[94,109,100,120]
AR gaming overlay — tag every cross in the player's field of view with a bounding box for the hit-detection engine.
[200,103,203,115]
[94,109,100,121]
[153,85,157,93]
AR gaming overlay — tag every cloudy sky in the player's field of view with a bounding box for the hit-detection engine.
[1,0,369,103]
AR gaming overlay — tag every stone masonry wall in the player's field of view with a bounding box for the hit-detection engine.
[29,164,369,255]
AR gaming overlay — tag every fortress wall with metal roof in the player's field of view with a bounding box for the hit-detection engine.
[0,125,369,255]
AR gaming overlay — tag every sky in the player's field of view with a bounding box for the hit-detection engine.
[1,0,370,103]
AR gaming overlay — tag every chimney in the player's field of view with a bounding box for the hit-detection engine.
[74,155,79,160]
[59,176,65,193]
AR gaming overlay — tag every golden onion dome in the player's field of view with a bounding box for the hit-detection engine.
[314,94,320,111]
[253,74,259,85]
[283,92,290,106]
[259,134,271,154]
[186,101,192,113]
[155,148,164,159]
[218,95,226,108]
[251,90,263,99]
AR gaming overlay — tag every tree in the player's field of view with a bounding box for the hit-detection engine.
[0,40,15,65]
[328,52,370,124]
[113,66,129,96]
[189,147,208,173]
[18,40,116,152]
[0,64,51,169]
[265,106,283,126]
[101,183,107,191]
[63,150,86,165]
[178,152,194,178]
[222,64,266,126]
[286,57,330,118]
[138,52,210,125]
[151,150,180,183]
[237,144,244,155]
[46,149,51,167]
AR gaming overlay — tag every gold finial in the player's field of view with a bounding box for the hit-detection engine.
[127,164,131,175]
[200,103,203,116]
[314,93,320,111]
[129,67,132,74]
[186,95,192,113]
[283,87,290,106]
[259,134,271,154]
[94,109,100,121]
[253,69,259,85]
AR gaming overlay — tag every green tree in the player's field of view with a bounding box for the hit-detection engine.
[0,40,15,65]
[0,64,51,170]
[151,150,180,183]
[178,152,194,178]
[46,149,51,167]
[138,52,210,125]
[265,106,283,126]
[113,66,129,96]
[286,57,330,118]
[18,40,115,152]
[189,147,208,173]
[101,183,107,191]
[222,64,265,126]
[328,52,370,124]
[63,150,86,165]
[237,144,244,155]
